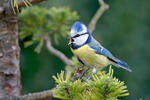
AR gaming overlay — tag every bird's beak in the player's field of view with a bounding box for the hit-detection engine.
[68,39,72,45]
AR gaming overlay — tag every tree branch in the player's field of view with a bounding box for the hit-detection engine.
[88,0,109,33]
[0,89,53,100]
[21,89,53,100]
[17,0,47,8]
[45,36,71,66]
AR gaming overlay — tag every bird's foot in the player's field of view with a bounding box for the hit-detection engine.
[87,67,97,80]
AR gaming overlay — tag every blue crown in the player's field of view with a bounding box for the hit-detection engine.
[71,21,85,32]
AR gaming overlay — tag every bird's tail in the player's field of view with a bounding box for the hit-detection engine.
[108,57,132,72]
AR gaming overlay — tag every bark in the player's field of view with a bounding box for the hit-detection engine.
[0,0,21,97]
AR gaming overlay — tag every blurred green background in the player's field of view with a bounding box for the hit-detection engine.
[19,0,150,99]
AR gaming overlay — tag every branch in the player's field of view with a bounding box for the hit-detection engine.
[21,89,53,100]
[45,36,71,66]
[0,89,53,100]
[88,0,109,33]
[17,0,47,8]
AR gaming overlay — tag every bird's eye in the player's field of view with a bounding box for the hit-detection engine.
[76,34,80,37]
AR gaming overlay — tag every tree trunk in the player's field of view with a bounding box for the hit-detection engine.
[0,0,21,97]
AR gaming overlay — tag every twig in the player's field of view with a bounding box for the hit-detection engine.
[65,87,73,100]
[103,77,110,100]
[21,89,53,100]
[88,0,109,33]
[0,89,53,100]
[45,36,71,66]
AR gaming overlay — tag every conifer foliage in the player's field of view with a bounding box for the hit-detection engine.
[19,6,79,53]
[53,66,129,100]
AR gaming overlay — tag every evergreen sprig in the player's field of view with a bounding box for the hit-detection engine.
[19,6,79,53]
[86,67,129,100]
[10,0,31,14]
[53,71,87,99]
[53,66,129,100]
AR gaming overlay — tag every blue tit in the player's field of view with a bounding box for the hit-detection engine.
[68,21,132,75]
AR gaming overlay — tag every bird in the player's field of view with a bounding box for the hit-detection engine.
[68,21,132,78]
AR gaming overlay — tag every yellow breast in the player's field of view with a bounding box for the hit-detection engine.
[71,45,111,68]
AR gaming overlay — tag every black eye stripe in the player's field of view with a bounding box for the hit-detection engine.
[73,34,80,38]
[72,33,87,38]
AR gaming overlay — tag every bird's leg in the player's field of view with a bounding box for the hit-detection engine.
[87,67,97,80]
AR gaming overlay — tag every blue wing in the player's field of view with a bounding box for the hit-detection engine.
[88,37,114,58]
[88,45,114,58]
[88,38,132,72]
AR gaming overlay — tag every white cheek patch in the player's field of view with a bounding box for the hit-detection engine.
[74,34,89,46]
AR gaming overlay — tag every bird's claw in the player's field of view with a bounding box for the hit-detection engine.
[87,67,97,80]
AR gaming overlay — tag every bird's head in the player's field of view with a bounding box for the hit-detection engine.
[68,21,91,48]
